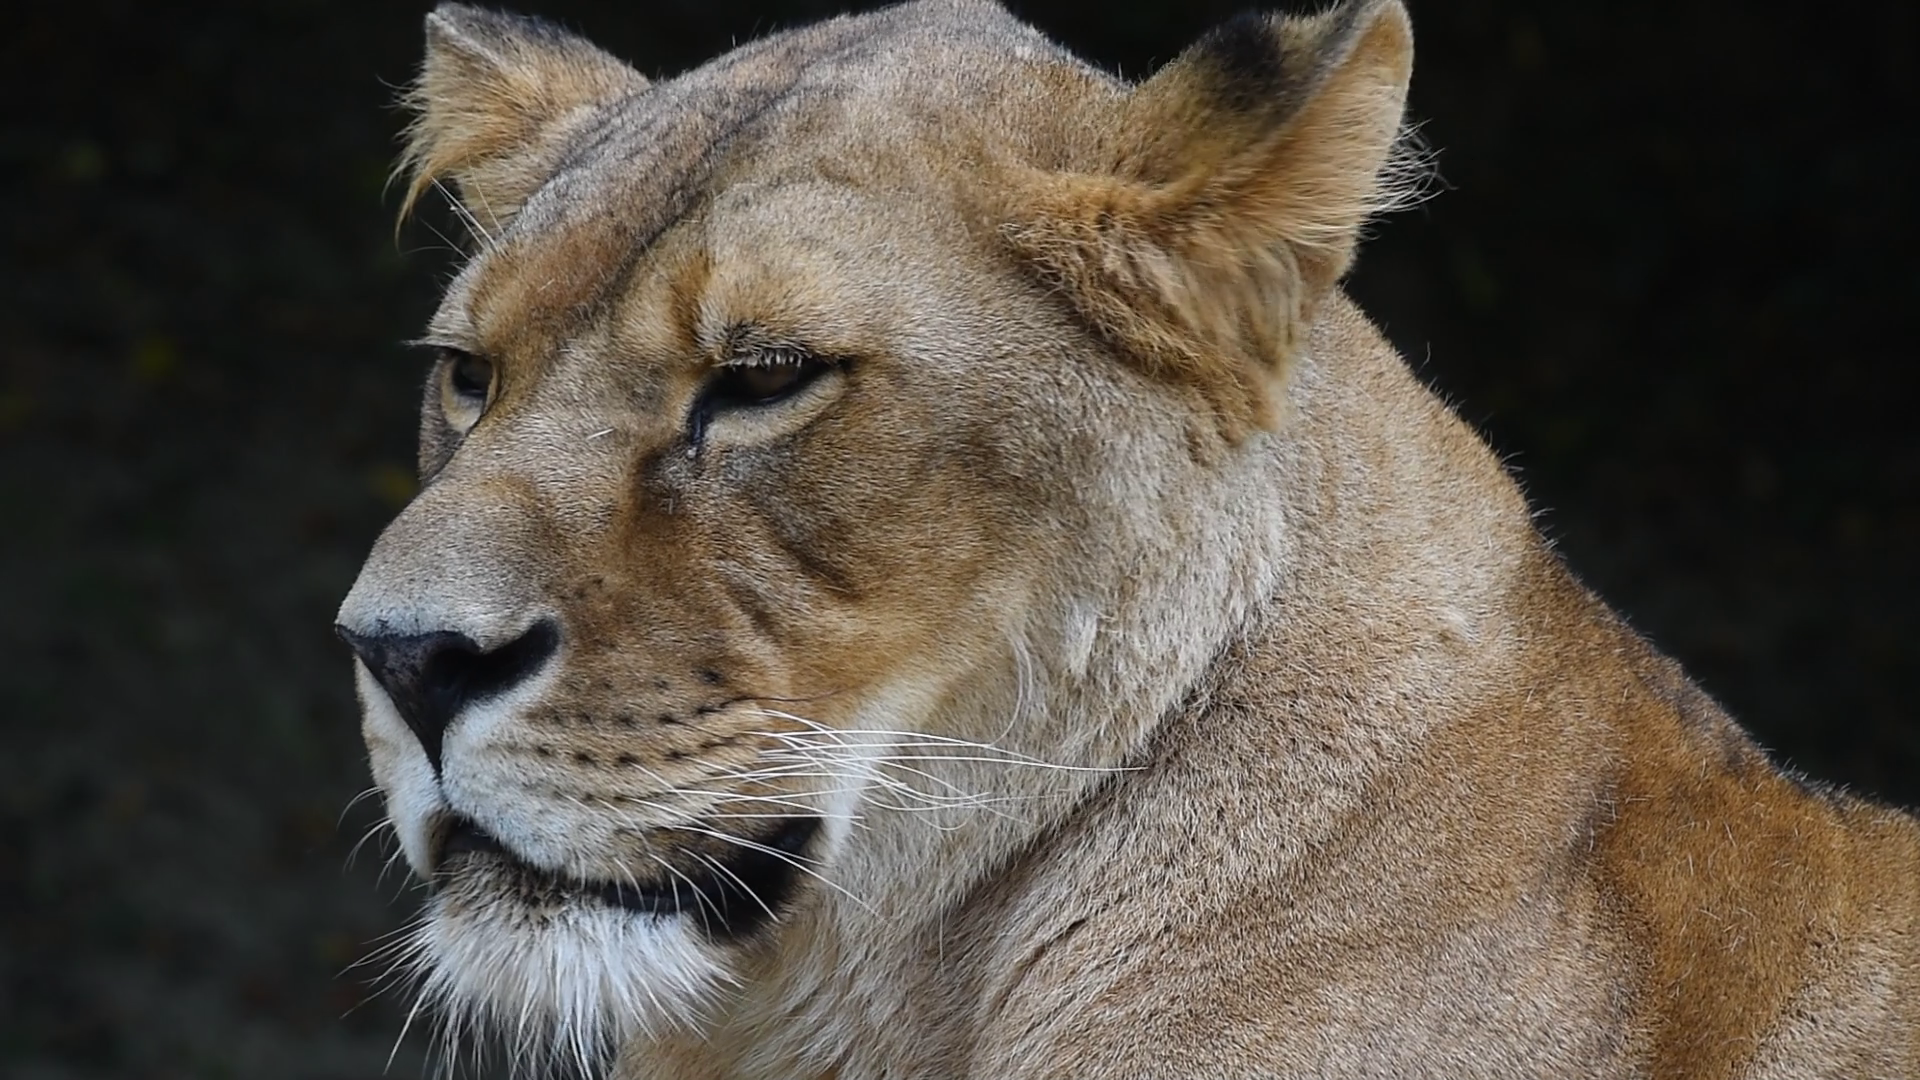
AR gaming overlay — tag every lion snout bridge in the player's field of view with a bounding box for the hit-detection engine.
[336,620,558,774]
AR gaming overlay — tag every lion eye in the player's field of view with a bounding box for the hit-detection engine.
[445,350,494,405]
[688,351,834,448]
[703,355,828,411]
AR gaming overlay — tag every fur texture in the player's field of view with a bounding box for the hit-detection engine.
[336,1,1920,1076]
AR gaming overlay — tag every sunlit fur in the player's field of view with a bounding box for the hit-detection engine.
[339,1,1920,1077]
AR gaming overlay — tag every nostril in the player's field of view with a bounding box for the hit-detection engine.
[335,620,559,775]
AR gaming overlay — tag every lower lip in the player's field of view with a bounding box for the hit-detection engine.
[435,816,823,937]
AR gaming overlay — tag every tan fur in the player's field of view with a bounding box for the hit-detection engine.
[394,7,647,226]
[338,1,1920,1076]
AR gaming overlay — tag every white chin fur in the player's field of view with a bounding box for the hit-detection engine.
[404,874,729,1077]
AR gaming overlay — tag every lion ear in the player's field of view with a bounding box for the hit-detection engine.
[1004,0,1417,440]
[397,4,647,230]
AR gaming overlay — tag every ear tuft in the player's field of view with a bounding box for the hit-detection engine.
[395,4,647,232]
[1003,0,1421,443]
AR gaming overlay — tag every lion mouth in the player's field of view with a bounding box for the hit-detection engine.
[434,815,822,939]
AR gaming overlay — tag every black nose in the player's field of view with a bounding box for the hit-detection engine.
[335,620,558,774]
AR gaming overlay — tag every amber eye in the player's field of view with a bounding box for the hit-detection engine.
[688,352,835,447]
[704,357,826,410]
[444,349,494,406]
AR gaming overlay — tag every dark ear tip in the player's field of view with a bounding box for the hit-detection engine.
[1188,0,1409,109]
[1193,12,1284,89]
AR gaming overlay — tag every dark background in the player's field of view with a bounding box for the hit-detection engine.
[4,0,1914,1076]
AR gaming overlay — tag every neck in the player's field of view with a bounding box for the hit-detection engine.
[681,295,1537,1074]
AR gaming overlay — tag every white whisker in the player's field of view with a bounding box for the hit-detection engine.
[690,848,780,926]
[338,785,386,826]
[431,177,495,248]
[663,821,875,916]
[345,816,396,871]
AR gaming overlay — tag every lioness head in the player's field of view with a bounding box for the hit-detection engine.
[338,0,1414,1064]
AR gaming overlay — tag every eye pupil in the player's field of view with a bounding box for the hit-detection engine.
[698,355,831,416]
[447,351,493,401]
[724,365,804,403]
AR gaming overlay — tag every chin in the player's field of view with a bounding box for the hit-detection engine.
[402,846,731,1075]
[389,811,822,1075]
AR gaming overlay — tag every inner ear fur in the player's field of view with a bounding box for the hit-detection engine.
[1003,0,1417,441]
[396,4,648,229]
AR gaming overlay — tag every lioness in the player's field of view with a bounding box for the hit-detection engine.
[335,1,1920,1076]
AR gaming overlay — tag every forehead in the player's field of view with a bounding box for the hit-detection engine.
[432,0,1116,351]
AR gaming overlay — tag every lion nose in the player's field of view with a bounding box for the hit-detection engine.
[335,621,559,774]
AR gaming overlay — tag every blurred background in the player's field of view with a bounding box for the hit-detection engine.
[3,0,1913,1076]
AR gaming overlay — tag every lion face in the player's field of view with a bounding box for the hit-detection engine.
[337,0,1412,1063]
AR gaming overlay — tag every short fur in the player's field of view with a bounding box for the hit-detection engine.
[337,1,1920,1076]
